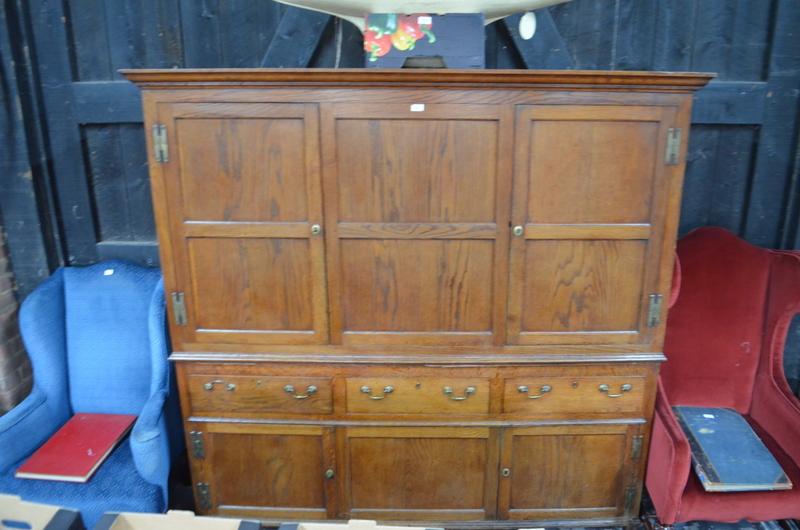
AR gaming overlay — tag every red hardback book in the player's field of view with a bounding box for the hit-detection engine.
[15,413,137,483]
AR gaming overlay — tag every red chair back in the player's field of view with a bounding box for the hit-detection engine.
[661,226,772,412]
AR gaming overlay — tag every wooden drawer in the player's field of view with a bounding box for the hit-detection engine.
[346,378,490,414]
[187,374,333,414]
[503,375,646,414]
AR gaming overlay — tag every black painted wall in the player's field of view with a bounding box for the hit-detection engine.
[1,1,799,342]
[5,0,798,294]
[0,0,60,296]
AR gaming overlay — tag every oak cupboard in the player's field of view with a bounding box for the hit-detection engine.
[123,69,712,528]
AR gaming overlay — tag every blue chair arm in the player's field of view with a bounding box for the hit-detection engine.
[132,389,168,443]
[130,393,171,492]
[0,388,69,473]
[128,276,173,502]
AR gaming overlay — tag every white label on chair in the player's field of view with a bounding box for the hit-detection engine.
[418,16,432,25]
[104,269,114,275]
[703,414,715,418]
[410,104,425,112]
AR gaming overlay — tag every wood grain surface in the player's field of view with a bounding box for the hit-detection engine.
[345,377,491,414]
[499,425,634,520]
[128,70,709,526]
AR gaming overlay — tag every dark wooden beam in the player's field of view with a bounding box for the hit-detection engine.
[783,132,800,250]
[0,0,61,297]
[503,9,574,70]
[307,18,366,68]
[691,81,766,125]
[73,82,143,124]
[27,0,99,264]
[71,78,767,128]
[97,241,160,267]
[261,6,331,68]
[743,0,800,248]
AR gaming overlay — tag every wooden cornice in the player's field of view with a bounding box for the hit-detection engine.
[121,68,715,93]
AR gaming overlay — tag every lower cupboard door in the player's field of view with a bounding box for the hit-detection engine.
[498,424,638,521]
[200,424,337,519]
[341,426,499,521]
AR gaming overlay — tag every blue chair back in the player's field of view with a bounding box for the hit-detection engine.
[63,261,162,415]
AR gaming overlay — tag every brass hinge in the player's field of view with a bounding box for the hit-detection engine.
[624,486,638,512]
[665,127,682,165]
[152,124,169,162]
[631,435,644,459]
[647,294,663,327]
[190,431,206,459]
[171,292,187,326]
[196,483,212,510]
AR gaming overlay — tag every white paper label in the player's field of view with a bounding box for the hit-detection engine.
[702,414,715,419]
[418,16,432,25]
[410,104,425,112]
[104,269,114,276]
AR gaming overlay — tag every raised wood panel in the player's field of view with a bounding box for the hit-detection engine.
[523,116,658,225]
[189,238,314,332]
[206,429,329,517]
[324,101,513,347]
[521,240,647,333]
[340,239,494,334]
[161,101,329,346]
[176,114,309,223]
[499,425,631,520]
[335,117,498,223]
[344,427,491,520]
[507,104,675,347]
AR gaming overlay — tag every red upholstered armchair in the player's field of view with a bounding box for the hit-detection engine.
[645,226,800,525]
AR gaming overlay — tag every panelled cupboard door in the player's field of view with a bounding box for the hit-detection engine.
[340,426,499,521]
[321,103,514,347]
[198,423,336,519]
[157,103,329,345]
[507,105,679,346]
[498,424,638,520]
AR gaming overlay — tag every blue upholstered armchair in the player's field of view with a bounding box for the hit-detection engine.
[0,260,183,528]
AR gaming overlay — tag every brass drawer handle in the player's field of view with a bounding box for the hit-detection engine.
[360,386,394,400]
[518,384,552,399]
[203,380,236,391]
[284,385,318,399]
[443,386,476,401]
[599,383,632,397]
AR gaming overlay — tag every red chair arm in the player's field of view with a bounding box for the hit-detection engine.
[750,372,800,466]
[748,250,800,464]
[645,380,693,525]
